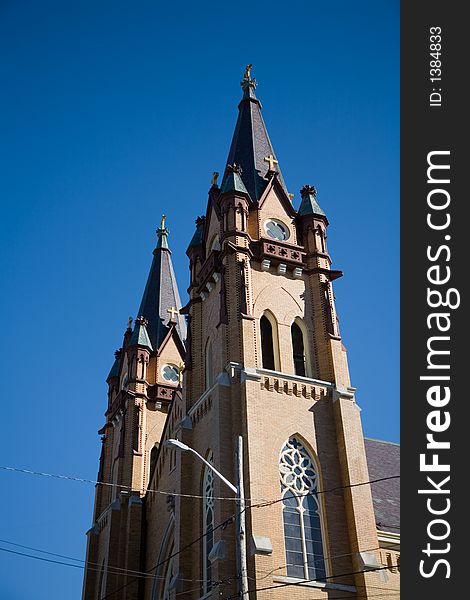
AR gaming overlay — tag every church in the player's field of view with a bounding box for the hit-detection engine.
[82,67,400,600]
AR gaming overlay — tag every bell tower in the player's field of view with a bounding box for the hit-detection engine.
[82,218,186,600]
[173,67,383,599]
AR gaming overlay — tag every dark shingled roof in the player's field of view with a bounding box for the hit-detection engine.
[365,438,400,535]
[137,226,186,351]
[221,76,288,202]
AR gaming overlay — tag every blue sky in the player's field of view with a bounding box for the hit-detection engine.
[0,1,398,597]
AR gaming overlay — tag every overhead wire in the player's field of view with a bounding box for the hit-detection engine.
[0,464,399,506]
[220,563,400,600]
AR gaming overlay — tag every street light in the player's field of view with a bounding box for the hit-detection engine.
[164,436,249,598]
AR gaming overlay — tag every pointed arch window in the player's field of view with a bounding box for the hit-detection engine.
[291,321,306,377]
[152,519,176,600]
[202,453,214,594]
[260,312,279,371]
[280,438,326,581]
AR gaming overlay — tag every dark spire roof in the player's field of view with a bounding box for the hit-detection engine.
[106,351,121,382]
[220,66,288,202]
[137,216,186,350]
[128,316,153,351]
[187,216,205,249]
[220,163,250,196]
[298,185,327,219]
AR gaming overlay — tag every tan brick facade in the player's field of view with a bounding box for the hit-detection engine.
[82,72,399,600]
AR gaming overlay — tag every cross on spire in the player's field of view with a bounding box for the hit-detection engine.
[167,306,179,322]
[264,154,279,171]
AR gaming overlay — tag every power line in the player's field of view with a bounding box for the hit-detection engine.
[0,539,177,581]
[100,515,235,600]
[250,475,400,510]
[221,564,400,600]
[0,464,399,506]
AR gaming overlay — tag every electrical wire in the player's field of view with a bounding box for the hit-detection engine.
[0,464,399,506]
[100,514,235,600]
[220,563,400,600]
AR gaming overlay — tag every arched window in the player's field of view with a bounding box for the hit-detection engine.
[205,339,214,389]
[202,453,214,594]
[260,313,278,371]
[152,519,176,600]
[291,321,306,377]
[280,438,326,581]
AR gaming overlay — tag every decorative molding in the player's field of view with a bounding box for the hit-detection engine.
[332,386,356,403]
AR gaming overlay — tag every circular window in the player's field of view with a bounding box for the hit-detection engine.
[264,219,290,241]
[161,364,179,383]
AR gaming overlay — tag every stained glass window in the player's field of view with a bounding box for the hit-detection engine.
[280,437,326,581]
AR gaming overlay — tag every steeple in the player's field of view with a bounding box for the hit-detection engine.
[137,216,186,350]
[221,65,288,201]
[298,185,328,222]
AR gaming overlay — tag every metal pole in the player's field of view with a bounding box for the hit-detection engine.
[235,435,249,598]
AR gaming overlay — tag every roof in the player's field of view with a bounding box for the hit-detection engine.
[221,71,288,202]
[137,221,186,350]
[364,438,400,535]
[128,318,153,351]
[220,165,250,197]
[106,355,120,381]
[298,185,327,219]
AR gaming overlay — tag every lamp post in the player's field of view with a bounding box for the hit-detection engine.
[164,436,249,598]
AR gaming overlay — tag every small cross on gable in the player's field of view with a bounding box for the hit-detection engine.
[167,306,179,322]
[264,154,279,171]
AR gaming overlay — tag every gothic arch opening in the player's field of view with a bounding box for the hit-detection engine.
[260,311,280,371]
[291,318,311,377]
[151,518,175,600]
[279,436,327,581]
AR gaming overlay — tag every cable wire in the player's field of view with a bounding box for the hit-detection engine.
[0,464,399,506]
[220,563,400,600]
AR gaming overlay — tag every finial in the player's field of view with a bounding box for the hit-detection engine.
[127,316,133,330]
[300,184,317,197]
[135,315,149,328]
[156,215,170,249]
[211,172,219,186]
[240,64,257,99]
[178,361,185,385]
[225,163,243,176]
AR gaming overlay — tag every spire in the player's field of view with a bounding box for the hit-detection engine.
[298,185,327,220]
[220,66,288,201]
[137,216,187,350]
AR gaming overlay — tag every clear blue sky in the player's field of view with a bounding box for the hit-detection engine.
[0,1,398,598]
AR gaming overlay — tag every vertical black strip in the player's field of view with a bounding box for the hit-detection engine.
[401,2,466,597]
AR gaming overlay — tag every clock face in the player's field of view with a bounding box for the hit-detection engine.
[161,364,179,383]
[265,219,290,241]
